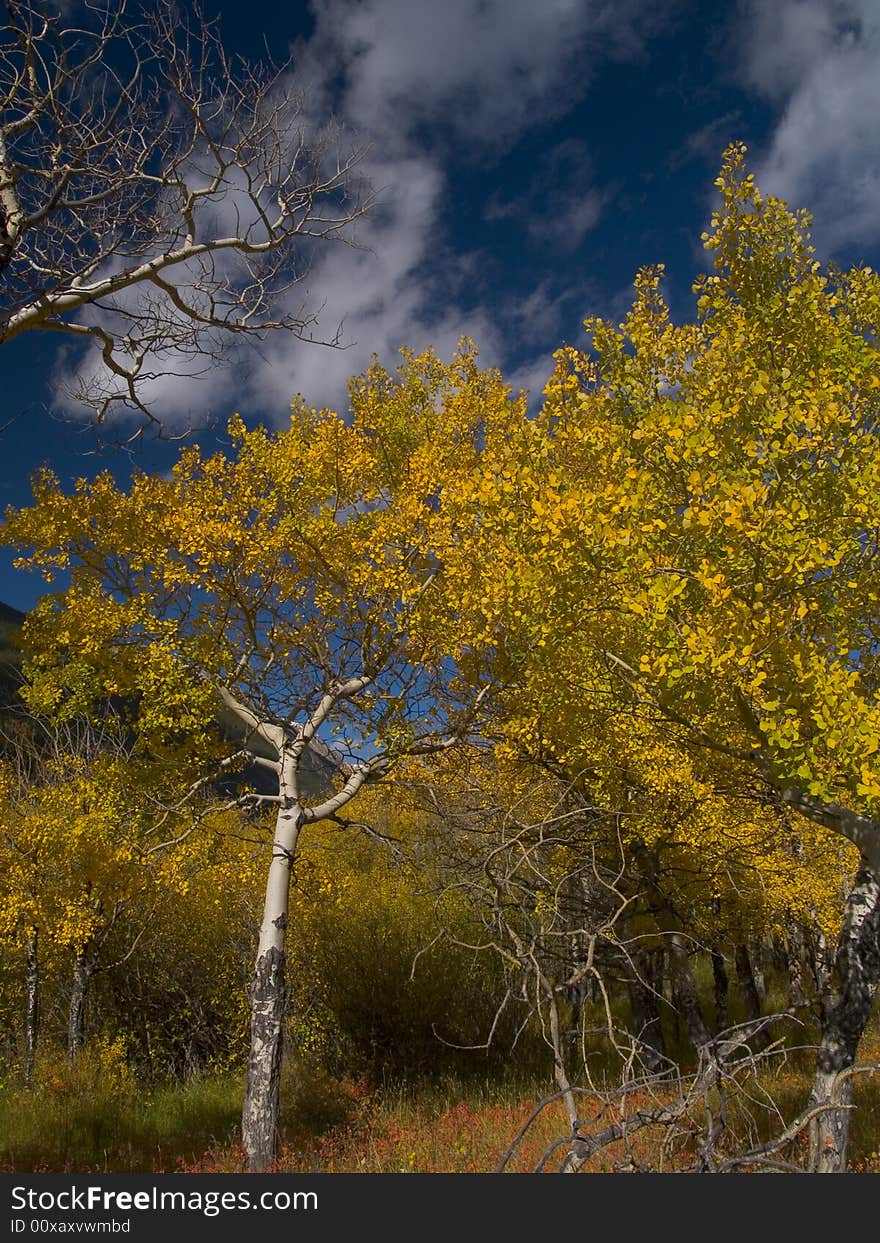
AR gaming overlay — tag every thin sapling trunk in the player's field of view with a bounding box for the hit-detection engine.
[241,750,302,1171]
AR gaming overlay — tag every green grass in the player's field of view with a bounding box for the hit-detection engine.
[3,1017,879,1173]
[0,1047,374,1172]
[0,1048,244,1172]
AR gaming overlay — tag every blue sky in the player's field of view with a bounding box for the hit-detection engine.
[2,0,880,611]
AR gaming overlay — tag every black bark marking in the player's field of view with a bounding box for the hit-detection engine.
[811,864,880,1171]
[241,945,288,1171]
[25,928,39,1086]
[67,945,94,1060]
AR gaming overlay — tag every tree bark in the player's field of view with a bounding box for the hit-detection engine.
[734,943,769,1051]
[626,951,667,1072]
[24,927,39,1086]
[241,750,302,1171]
[751,942,766,1004]
[784,919,808,1010]
[629,840,710,1052]
[810,926,835,1021]
[711,948,729,1033]
[67,944,95,1059]
[667,931,711,1051]
[809,863,880,1173]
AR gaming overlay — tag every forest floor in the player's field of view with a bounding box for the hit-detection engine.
[3,1025,880,1173]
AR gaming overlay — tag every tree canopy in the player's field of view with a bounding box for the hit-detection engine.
[4,143,880,1172]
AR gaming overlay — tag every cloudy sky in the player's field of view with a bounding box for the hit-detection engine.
[2,0,879,608]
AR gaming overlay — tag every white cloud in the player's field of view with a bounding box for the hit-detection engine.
[506,355,556,412]
[738,0,880,252]
[244,154,505,418]
[505,279,586,341]
[53,0,675,427]
[673,110,743,170]
[242,0,671,421]
[486,140,608,253]
[302,0,670,155]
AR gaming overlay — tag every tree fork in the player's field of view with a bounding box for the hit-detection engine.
[666,931,711,1051]
[784,919,808,1009]
[631,840,710,1051]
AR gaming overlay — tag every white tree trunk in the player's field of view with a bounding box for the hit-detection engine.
[24,927,39,1086]
[241,749,302,1171]
[784,918,808,1010]
[809,864,880,1172]
[67,943,94,1060]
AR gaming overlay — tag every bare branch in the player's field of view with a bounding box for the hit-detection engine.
[302,753,389,823]
[0,0,372,433]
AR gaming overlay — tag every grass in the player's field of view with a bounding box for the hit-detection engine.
[171,1055,880,1174]
[3,1027,880,1173]
[0,1049,243,1172]
[176,1073,577,1174]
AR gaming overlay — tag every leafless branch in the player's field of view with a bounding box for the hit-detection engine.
[1,0,373,436]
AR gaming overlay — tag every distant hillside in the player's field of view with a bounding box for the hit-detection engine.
[0,600,25,708]
[0,601,26,628]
